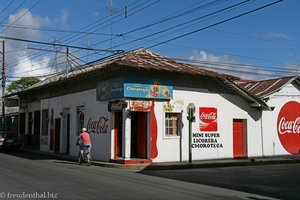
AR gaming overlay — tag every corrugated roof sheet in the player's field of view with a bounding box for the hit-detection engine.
[28,48,222,91]
[20,48,269,110]
[238,76,299,99]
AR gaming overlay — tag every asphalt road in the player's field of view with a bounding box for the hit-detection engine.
[0,151,293,200]
[140,163,300,200]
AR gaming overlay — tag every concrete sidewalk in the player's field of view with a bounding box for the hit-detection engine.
[19,148,300,171]
[144,155,300,170]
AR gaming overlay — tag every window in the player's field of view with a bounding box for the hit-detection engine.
[76,106,85,135]
[165,113,181,136]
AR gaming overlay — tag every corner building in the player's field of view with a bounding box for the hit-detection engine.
[18,49,300,164]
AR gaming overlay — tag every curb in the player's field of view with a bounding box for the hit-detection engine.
[144,157,300,170]
[18,148,300,171]
[19,148,149,170]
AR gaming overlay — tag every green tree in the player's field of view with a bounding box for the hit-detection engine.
[7,77,40,94]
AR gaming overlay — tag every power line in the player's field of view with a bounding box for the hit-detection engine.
[146,0,283,49]
[42,0,221,66]
[4,1,290,79]
[0,35,123,53]
[176,57,299,74]
[0,0,27,25]
[6,0,160,74]
[0,23,119,36]
[122,0,224,35]
[6,0,147,68]
[213,28,300,49]
[111,0,253,50]
[77,0,223,55]
[1,0,42,34]
[0,0,16,17]
[118,33,287,66]
[60,0,161,47]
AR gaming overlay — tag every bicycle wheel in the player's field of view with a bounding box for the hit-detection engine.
[78,151,84,165]
[86,153,91,166]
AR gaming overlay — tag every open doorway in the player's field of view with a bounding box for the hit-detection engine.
[62,108,70,154]
[131,112,148,159]
[114,112,123,159]
[54,118,61,153]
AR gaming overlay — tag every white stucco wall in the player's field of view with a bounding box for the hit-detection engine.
[24,82,300,163]
[153,87,263,163]
[261,83,300,156]
[38,89,112,161]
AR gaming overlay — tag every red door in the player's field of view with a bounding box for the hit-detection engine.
[131,112,148,159]
[136,113,147,158]
[233,119,247,158]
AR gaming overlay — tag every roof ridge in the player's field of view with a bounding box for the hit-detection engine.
[240,75,297,84]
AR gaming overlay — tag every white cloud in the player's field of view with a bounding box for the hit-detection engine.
[93,11,100,16]
[189,51,274,80]
[190,51,234,63]
[267,31,292,40]
[6,9,41,39]
[14,56,51,77]
[3,9,70,81]
[55,9,68,24]
[281,63,300,76]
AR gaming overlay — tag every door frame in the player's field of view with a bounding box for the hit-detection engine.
[114,111,123,159]
[130,111,149,159]
[233,119,248,159]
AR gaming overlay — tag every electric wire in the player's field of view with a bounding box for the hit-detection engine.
[4,0,293,80]
[5,0,150,69]
[111,0,253,50]
[146,0,283,49]
[0,0,16,17]
[1,0,42,34]
[0,0,27,26]
[6,0,160,74]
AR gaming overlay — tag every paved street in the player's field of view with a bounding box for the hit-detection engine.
[0,151,297,200]
[141,163,300,200]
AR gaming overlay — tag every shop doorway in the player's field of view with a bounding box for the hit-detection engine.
[33,111,41,150]
[54,118,61,153]
[27,112,32,147]
[114,112,123,159]
[62,108,70,154]
[131,112,148,159]
[233,119,248,158]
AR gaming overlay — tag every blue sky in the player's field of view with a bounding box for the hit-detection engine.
[0,0,299,81]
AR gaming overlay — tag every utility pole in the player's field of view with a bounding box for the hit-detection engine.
[66,47,69,74]
[108,0,113,51]
[1,40,5,131]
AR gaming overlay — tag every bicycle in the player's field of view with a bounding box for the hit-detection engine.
[79,144,92,166]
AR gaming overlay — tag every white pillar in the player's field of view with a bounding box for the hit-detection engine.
[123,109,131,159]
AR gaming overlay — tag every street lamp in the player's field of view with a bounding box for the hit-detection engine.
[187,103,195,163]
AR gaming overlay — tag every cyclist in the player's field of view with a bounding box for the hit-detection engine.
[76,128,92,164]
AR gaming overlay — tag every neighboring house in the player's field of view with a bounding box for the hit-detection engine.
[16,48,298,164]
[0,98,19,133]
[238,76,300,156]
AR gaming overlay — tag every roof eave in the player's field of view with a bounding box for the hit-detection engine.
[223,78,270,110]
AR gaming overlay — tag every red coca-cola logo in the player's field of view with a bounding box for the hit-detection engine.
[199,107,218,132]
[87,116,109,134]
[277,101,300,154]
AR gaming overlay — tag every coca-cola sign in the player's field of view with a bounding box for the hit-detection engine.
[87,116,109,134]
[108,100,128,112]
[199,107,218,132]
[277,101,300,154]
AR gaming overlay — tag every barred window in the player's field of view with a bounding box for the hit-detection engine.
[165,113,181,136]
